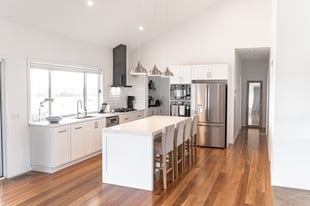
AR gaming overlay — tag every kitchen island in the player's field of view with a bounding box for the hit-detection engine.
[102,115,188,191]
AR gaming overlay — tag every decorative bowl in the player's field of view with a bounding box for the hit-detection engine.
[46,116,62,123]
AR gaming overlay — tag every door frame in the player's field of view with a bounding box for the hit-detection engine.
[246,80,263,128]
[0,57,7,178]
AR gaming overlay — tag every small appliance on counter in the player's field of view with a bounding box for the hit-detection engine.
[105,104,111,113]
[170,84,191,117]
[99,103,107,113]
[99,103,111,113]
[170,84,191,100]
[170,103,190,117]
[127,96,135,109]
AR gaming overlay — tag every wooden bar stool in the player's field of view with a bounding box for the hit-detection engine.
[154,124,176,190]
[174,120,185,178]
[191,114,198,163]
[183,118,193,169]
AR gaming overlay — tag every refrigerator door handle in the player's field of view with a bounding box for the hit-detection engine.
[207,85,210,121]
[205,85,208,121]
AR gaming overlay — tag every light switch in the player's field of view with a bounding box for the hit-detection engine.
[11,113,20,120]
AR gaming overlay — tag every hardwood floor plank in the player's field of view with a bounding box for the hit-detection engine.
[0,128,275,205]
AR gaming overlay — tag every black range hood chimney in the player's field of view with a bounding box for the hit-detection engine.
[111,44,132,87]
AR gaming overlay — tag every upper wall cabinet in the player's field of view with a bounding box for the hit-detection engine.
[192,64,229,80]
[169,65,192,84]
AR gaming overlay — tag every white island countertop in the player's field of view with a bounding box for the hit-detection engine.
[102,115,189,191]
[104,115,188,136]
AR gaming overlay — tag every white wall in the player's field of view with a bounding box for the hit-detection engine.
[241,59,268,127]
[148,76,170,115]
[0,20,112,177]
[129,0,271,144]
[271,0,310,190]
[234,51,242,141]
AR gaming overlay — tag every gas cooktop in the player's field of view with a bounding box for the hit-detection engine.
[114,108,135,112]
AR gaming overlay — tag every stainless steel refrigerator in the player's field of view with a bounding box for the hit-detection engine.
[191,80,227,148]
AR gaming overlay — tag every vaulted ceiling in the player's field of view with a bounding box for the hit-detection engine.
[0,0,221,50]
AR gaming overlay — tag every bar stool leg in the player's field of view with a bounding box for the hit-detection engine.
[181,143,184,174]
[162,155,167,190]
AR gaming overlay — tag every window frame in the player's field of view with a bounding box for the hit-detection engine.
[27,60,102,122]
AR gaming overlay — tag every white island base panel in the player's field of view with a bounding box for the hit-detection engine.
[102,132,153,191]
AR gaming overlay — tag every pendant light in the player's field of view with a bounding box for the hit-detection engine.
[149,64,162,76]
[162,0,174,77]
[162,67,174,77]
[130,0,147,75]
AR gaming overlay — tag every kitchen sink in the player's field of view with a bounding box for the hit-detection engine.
[74,115,96,119]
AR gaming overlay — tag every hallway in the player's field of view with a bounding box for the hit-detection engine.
[0,128,274,205]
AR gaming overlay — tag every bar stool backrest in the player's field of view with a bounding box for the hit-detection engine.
[184,118,192,141]
[175,120,185,147]
[162,124,176,153]
[191,114,198,136]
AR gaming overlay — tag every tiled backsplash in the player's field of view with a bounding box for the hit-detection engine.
[102,84,146,109]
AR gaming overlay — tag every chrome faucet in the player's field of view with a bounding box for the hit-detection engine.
[38,98,54,121]
[77,99,83,118]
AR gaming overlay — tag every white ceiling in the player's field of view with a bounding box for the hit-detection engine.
[0,0,220,50]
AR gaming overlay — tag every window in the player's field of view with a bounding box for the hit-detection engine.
[29,61,102,121]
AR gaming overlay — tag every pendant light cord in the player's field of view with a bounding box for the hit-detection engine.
[166,0,169,67]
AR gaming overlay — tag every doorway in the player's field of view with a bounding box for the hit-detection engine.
[246,81,262,127]
[234,47,270,133]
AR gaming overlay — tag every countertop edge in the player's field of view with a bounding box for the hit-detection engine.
[29,109,145,128]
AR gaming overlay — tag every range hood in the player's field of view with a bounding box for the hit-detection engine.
[111,44,132,87]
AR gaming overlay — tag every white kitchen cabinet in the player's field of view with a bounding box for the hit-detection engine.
[85,119,105,154]
[119,110,145,124]
[169,65,192,84]
[30,125,70,172]
[191,64,228,80]
[30,116,106,173]
[70,122,85,160]
[53,126,71,167]
[147,107,162,116]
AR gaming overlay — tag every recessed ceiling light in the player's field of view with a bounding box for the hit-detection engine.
[139,26,144,31]
[87,0,94,7]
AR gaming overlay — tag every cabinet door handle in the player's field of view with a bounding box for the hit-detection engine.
[124,118,129,120]
[58,130,67,133]
[95,121,98,128]
[137,115,141,117]
[75,127,82,130]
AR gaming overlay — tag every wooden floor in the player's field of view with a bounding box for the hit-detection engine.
[0,128,274,205]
